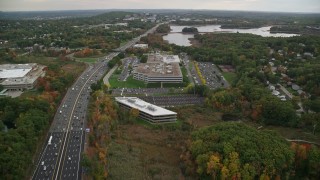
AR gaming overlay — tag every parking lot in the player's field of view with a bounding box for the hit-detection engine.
[140,94,205,106]
[112,88,170,95]
[119,57,139,81]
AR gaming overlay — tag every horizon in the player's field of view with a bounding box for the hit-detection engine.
[1,8,320,14]
[1,0,319,13]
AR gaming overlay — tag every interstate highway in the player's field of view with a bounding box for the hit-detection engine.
[32,24,159,180]
[32,52,118,180]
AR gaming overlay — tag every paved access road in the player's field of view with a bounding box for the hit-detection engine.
[32,24,160,180]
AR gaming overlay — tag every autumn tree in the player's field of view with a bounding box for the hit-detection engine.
[185,122,294,179]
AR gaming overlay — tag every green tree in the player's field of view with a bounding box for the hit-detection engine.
[189,122,294,178]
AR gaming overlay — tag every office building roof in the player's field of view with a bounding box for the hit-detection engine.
[134,62,182,77]
[147,54,180,64]
[0,64,35,79]
[115,97,177,116]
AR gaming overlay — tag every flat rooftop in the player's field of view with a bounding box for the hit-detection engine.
[0,64,35,78]
[134,44,148,48]
[134,63,182,77]
[115,97,177,116]
[147,54,180,64]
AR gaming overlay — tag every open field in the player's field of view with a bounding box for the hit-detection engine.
[222,72,237,84]
[107,106,222,179]
[108,123,187,179]
[109,75,147,88]
[76,57,97,63]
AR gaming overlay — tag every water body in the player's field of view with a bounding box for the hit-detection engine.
[163,25,299,46]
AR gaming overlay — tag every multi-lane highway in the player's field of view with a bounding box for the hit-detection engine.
[32,24,160,180]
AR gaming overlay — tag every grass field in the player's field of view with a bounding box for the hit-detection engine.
[109,75,147,88]
[107,106,221,179]
[75,57,97,63]
[181,66,190,84]
[222,72,237,83]
[108,123,187,179]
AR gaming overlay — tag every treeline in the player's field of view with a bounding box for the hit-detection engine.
[182,27,198,33]
[156,24,171,33]
[0,98,52,179]
[107,52,125,68]
[82,91,118,178]
[270,26,302,33]
[74,48,101,58]
[181,122,320,179]
[140,33,171,51]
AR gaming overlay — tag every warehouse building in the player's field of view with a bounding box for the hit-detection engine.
[0,63,46,91]
[115,97,177,123]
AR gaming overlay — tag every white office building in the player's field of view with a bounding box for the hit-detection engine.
[115,97,177,123]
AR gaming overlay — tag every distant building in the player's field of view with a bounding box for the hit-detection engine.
[292,83,301,91]
[133,44,148,49]
[0,63,46,91]
[303,52,313,58]
[115,97,177,123]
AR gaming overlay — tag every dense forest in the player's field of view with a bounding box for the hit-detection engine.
[82,90,118,178]
[182,27,199,33]
[0,11,155,49]
[181,122,320,179]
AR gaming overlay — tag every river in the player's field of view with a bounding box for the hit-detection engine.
[163,25,299,46]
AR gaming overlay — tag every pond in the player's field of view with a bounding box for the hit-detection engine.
[163,25,299,46]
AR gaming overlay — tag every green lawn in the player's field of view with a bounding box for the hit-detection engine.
[75,57,97,63]
[181,66,190,84]
[222,72,237,83]
[109,75,147,88]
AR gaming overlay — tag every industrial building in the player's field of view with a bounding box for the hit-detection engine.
[133,53,182,83]
[115,97,177,123]
[0,63,46,91]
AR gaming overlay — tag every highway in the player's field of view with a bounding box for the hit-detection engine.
[32,24,160,180]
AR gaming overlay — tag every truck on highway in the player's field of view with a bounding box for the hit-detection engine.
[48,135,52,145]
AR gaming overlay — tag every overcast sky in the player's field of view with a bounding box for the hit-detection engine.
[1,0,319,12]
